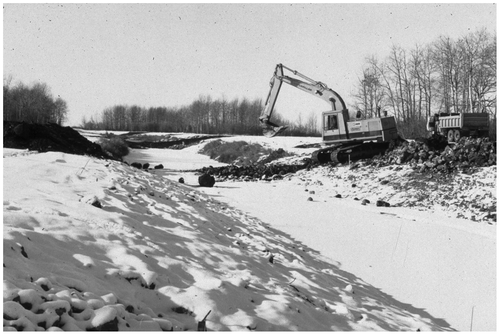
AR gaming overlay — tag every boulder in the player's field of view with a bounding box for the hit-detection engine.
[376,200,390,207]
[154,164,164,169]
[130,162,142,169]
[83,195,102,209]
[198,173,215,187]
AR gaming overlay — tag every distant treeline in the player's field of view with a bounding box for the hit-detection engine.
[80,96,320,136]
[3,79,68,125]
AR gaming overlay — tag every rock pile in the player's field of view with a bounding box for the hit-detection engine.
[371,135,496,173]
[197,163,313,182]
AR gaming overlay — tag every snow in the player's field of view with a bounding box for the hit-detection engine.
[3,133,496,331]
[194,175,496,331]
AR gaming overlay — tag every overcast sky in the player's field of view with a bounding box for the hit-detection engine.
[3,3,497,126]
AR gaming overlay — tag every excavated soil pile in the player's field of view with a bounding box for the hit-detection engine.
[122,133,226,150]
[3,121,113,160]
[370,135,496,173]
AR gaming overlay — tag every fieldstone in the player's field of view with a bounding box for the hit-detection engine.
[88,196,102,208]
[130,162,142,169]
[268,254,274,264]
[198,173,215,187]
[178,177,184,184]
[376,200,390,207]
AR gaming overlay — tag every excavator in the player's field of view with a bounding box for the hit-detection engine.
[259,63,400,164]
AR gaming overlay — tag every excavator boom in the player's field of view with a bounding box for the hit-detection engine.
[259,64,285,137]
[259,63,346,137]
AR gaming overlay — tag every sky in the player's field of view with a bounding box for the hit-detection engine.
[3,2,497,127]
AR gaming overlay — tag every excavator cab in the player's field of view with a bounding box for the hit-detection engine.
[322,110,350,145]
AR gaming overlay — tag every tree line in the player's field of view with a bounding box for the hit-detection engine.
[352,28,496,138]
[80,96,321,136]
[3,77,68,125]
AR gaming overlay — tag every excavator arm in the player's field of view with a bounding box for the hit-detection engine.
[259,63,347,137]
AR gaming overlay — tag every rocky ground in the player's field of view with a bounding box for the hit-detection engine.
[293,163,496,224]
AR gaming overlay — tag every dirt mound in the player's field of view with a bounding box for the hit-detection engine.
[122,133,226,149]
[3,121,113,160]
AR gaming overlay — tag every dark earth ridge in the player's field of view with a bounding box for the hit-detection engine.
[3,121,113,160]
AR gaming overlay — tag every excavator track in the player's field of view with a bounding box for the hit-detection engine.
[312,141,390,164]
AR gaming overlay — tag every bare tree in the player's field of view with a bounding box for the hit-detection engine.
[3,80,69,125]
[53,97,68,125]
[354,57,386,118]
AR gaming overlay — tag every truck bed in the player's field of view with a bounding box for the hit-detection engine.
[439,113,489,130]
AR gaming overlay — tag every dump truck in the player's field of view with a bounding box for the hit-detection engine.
[427,113,490,142]
[259,63,400,164]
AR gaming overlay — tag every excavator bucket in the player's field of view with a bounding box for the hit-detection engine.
[261,119,288,138]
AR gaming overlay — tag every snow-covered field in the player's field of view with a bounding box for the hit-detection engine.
[3,132,496,331]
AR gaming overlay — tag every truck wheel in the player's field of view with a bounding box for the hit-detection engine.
[447,129,454,142]
[453,129,461,142]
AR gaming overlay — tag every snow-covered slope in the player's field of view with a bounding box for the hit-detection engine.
[3,149,453,331]
[123,134,497,332]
